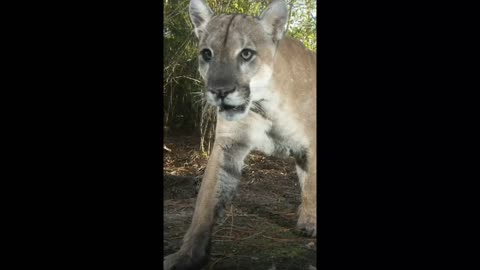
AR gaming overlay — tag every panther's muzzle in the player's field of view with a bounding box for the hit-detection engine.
[208,86,236,99]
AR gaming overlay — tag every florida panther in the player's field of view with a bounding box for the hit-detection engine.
[164,0,316,269]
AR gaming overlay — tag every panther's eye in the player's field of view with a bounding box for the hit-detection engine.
[240,49,255,61]
[201,49,212,62]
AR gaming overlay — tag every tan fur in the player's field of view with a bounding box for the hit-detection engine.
[164,1,316,269]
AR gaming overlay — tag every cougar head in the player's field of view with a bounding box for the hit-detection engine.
[189,0,288,121]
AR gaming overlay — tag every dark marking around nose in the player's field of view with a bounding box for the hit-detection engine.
[223,15,237,47]
[208,86,236,98]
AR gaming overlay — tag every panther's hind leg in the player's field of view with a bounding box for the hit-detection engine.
[164,138,250,270]
[295,147,317,237]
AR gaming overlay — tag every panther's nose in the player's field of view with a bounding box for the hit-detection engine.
[208,86,236,98]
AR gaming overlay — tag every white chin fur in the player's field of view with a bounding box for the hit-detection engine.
[219,110,248,121]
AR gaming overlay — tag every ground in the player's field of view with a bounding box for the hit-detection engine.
[164,136,316,270]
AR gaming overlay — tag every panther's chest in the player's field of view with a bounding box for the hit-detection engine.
[249,100,309,159]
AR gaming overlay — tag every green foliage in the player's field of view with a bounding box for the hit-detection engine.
[286,0,317,51]
[164,0,201,134]
[163,0,316,150]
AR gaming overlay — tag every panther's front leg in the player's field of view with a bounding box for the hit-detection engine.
[295,146,317,237]
[164,138,250,270]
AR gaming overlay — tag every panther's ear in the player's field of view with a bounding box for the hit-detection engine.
[189,0,214,38]
[259,0,288,42]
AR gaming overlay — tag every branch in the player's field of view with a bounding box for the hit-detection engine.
[163,144,172,152]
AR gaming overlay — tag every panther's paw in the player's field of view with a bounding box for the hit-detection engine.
[296,209,316,237]
[164,251,209,270]
[296,220,316,237]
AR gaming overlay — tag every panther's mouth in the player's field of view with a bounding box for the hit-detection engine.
[219,103,246,112]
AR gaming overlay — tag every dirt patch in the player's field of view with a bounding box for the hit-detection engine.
[164,136,316,269]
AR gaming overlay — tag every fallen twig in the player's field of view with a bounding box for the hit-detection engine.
[229,205,234,237]
[236,230,265,241]
[213,226,254,235]
[208,255,228,270]
[261,235,298,242]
